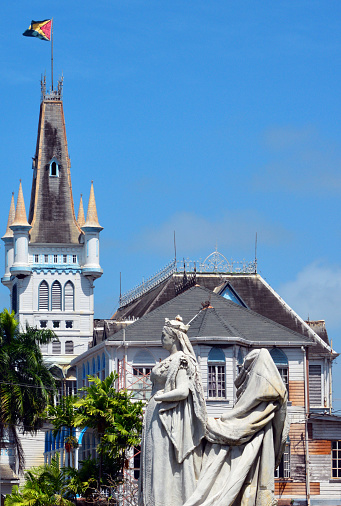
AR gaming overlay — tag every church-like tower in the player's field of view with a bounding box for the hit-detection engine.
[1,78,103,371]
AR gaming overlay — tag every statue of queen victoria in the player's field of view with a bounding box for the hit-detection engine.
[138,316,289,506]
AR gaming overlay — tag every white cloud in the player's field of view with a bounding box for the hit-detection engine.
[277,261,341,332]
[131,210,292,256]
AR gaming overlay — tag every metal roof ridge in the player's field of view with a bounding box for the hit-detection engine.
[258,275,337,354]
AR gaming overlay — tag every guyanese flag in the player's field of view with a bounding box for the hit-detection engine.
[23,19,52,41]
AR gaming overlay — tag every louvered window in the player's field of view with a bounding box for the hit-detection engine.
[309,364,322,406]
[65,340,74,354]
[51,281,62,310]
[40,343,48,354]
[52,340,61,354]
[64,281,74,311]
[39,281,49,310]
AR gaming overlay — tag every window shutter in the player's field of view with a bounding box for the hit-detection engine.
[309,364,322,406]
[39,282,49,310]
[65,341,74,354]
[51,282,61,310]
[52,340,61,354]
[64,282,74,311]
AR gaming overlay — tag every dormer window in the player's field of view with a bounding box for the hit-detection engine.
[49,158,59,177]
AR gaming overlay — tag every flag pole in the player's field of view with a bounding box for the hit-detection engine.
[51,18,54,91]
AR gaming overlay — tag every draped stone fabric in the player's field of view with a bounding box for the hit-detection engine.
[139,348,289,506]
[184,349,289,506]
[139,351,206,506]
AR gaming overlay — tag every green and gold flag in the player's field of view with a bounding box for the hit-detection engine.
[23,19,52,41]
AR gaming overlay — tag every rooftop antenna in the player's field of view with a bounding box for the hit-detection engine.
[119,272,122,305]
[51,18,54,90]
[255,232,258,273]
[174,230,177,263]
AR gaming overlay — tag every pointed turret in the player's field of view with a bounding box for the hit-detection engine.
[1,193,16,285]
[11,181,30,228]
[83,182,103,230]
[10,181,31,278]
[2,192,15,239]
[77,194,85,228]
[81,181,103,279]
[28,84,82,243]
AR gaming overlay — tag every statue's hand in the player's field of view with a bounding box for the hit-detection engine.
[154,389,164,401]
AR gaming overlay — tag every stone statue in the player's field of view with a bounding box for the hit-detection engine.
[138,316,289,506]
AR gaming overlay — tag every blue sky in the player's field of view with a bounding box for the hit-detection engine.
[2,1,341,404]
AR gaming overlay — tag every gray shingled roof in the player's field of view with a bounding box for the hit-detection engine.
[28,100,81,244]
[109,285,314,345]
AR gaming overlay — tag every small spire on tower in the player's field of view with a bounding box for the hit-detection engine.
[11,181,30,227]
[77,194,85,227]
[83,181,102,229]
[2,192,16,238]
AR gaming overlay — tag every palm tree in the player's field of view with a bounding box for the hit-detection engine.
[46,395,79,467]
[0,309,56,471]
[4,454,74,506]
[74,372,144,483]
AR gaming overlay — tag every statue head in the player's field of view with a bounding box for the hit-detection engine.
[162,315,196,359]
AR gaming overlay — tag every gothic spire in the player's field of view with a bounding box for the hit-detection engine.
[77,194,85,227]
[2,192,15,238]
[28,91,82,243]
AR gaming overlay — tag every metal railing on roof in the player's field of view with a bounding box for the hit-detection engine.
[119,250,257,308]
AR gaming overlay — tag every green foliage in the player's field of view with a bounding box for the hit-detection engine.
[46,372,144,485]
[74,372,144,460]
[0,309,56,470]
[4,455,74,506]
[46,395,79,438]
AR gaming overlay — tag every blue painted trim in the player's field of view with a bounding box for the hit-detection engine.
[32,266,81,274]
[10,266,32,273]
[78,427,88,445]
[10,225,31,231]
[82,267,103,273]
[82,226,102,232]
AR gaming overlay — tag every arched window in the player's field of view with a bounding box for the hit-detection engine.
[52,340,61,354]
[208,348,226,398]
[39,281,49,310]
[237,348,244,374]
[49,158,59,177]
[132,350,155,400]
[64,281,74,311]
[97,356,101,373]
[101,353,106,380]
[65,340,74,354]
[51,281,62,310]
[12,283,18,314]
[270,348,289,391]
[92,358,96,375]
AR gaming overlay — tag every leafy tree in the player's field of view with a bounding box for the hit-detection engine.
[74,372,144,483]
[4,454,74,506]
[0,309,56,471]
